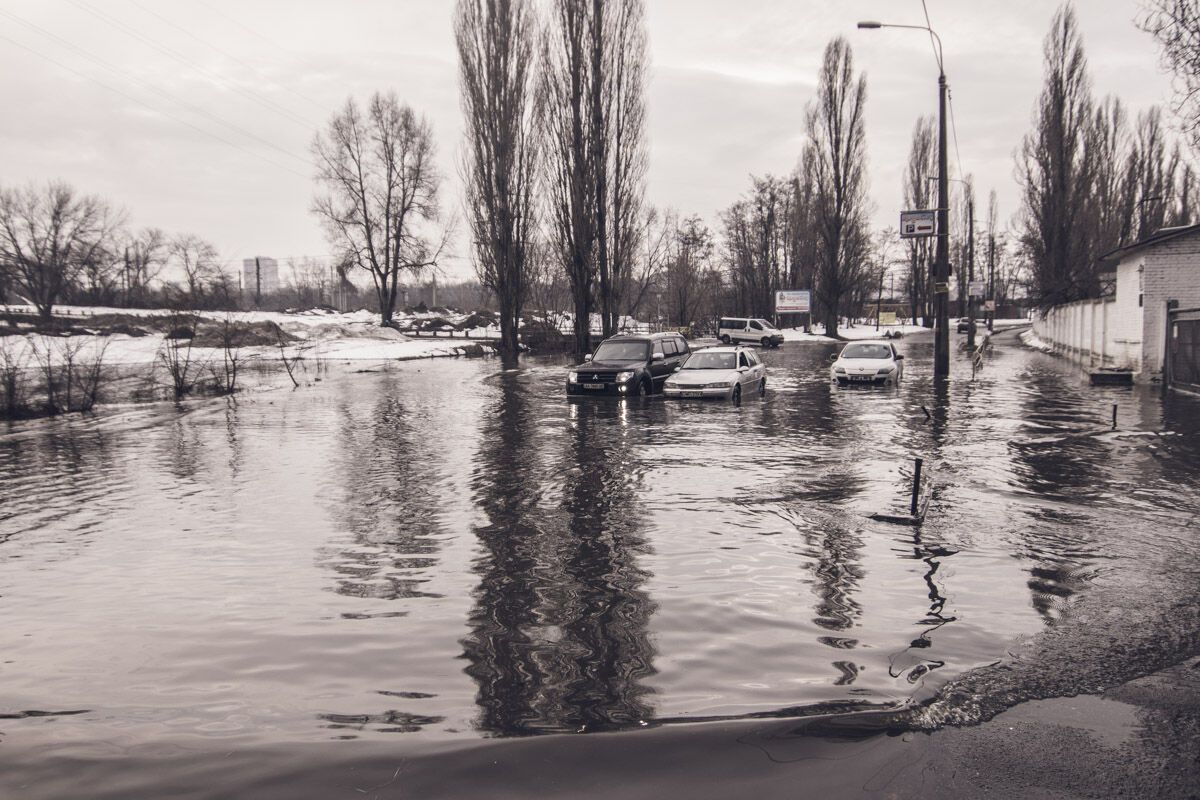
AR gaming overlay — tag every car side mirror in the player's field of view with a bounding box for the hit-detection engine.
[672,366,681,372]
[583,354,592,361]
[738,365,749,372]
[895,354,904,361]
[652,352,664,361]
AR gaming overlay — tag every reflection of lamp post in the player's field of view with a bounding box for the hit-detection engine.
[860,19,950,380]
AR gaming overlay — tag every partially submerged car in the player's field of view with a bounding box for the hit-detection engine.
[830,341,904,386]
[663,346,766,401]
[566,332,689,396]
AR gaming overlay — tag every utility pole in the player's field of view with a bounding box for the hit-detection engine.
[254,256,262,307]
[987,230,996,333]
[123,246,131,307]
[966,194,976,351]
[934,72,950,378]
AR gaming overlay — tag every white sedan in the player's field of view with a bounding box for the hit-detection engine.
[830,341,904,386]
[663,346,766,401]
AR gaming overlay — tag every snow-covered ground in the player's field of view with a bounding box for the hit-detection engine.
[778,322,930,342]
[0,305,492,365]
[1020,328,1055,353]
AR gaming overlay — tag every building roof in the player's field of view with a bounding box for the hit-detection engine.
[1099,224,1200,265]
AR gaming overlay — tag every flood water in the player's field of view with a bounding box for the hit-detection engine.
[2,330,1199,797]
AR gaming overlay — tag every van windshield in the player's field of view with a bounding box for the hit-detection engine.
[755,319,777,330]
[592,341,649,361]
[682,352,736,370]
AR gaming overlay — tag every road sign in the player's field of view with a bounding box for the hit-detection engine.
[934,282,950,293]
[879,311,897,325]
[900,210,936,238]
[775,290,811,313]
[968,280,987,298]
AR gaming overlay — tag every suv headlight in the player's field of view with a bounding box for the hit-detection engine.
[616,371,634,382]
[568,371,579,384]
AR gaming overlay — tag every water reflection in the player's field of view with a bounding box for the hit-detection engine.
[322,374,446,601]
[462,378,656,735]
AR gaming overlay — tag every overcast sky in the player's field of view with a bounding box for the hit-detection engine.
[0,0,1179,282]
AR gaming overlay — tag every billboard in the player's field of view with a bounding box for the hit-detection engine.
[900,210,936,238]
[775,290,811,313]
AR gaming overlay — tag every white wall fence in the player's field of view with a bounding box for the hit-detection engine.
[1032,299,1139,372]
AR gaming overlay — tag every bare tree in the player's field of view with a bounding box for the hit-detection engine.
[1017,5,1097,307]
[621,206,671,322]
[456,0,540,358]
[599,0,648,336]
[722,176,792,319]
[1139,0,1200,152]
[903,116,936,326]
[312,92,447,326]
[0,181,122,320]
[543,0,597,354]
[121,227,167,307]
[664,214,713,328]
[542,0,648,352]
[168,234,222,307]
[806,37,870,339]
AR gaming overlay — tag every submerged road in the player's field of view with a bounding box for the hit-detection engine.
[1,329,1198,797]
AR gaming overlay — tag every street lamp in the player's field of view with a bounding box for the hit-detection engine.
[858,19,951,380]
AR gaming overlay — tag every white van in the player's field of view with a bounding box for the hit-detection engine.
[717,317,784,348]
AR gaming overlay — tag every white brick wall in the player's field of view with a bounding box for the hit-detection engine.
[1141,235,1200,380]
[1033,229,1200,382]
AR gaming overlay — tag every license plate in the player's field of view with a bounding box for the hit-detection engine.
[850,375,873,382]
[583,383,605,390]
[681,390,703,398]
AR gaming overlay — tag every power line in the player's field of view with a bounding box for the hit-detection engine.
[0,31,311,180]
[947,86,966,183]
[0,7,311,167]
[66,0,323,131]
[126,0,328,113]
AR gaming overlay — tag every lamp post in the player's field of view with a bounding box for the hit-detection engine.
[859,20,950,380]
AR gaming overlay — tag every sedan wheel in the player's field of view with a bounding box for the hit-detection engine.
[732,384,742,403]
[758,378,766,397]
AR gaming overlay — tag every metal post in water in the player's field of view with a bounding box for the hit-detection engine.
[911,457,924,517]
[1112,404,1117,430]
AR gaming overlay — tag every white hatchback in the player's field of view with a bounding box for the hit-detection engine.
[663,346,767,401]
[830,341,904,386]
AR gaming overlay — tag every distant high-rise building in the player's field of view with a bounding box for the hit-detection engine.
[241,257,280,299]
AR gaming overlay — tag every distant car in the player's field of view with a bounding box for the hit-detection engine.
[663,346,766,401]
[830,341,904,386]
[956,317,977,333]
[717,317,785,348]
[566,332,689,396]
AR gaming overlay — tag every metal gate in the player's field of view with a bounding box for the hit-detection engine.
[1167,307,1200,395]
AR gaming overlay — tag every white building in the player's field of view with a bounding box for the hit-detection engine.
[1032,224,1200,384]
[241,256,280,298]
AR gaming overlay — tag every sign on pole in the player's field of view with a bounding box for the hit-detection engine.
[775,290,811,314]
[879,311,897,325]
[900,210,936,238]
[968,280,987,298]
[984,299,997,312]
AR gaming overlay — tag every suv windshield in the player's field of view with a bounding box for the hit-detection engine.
[682,352,736,370]
[841,344,892,360]
[592,341,649,361]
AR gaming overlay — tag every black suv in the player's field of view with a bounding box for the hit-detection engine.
[566,332,690,396]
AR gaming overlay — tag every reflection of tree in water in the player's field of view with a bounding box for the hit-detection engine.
[1009,370,1108,622]
[321,376,446,603]
[805,522,865,636]
[462,383,656,735]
